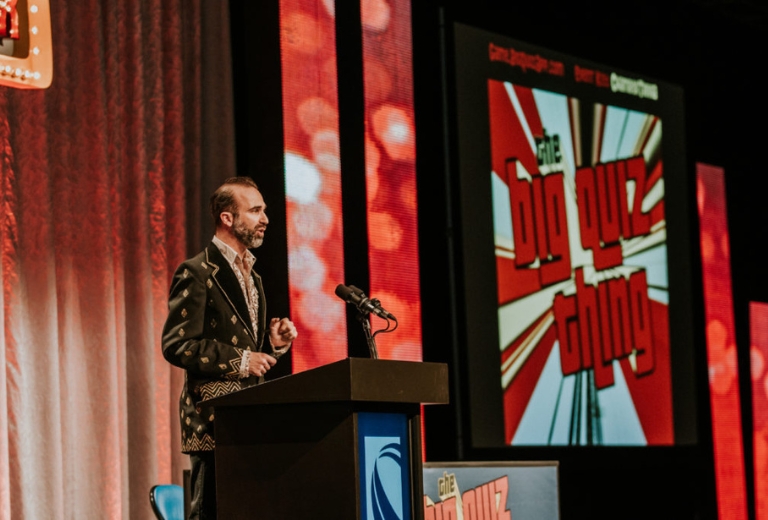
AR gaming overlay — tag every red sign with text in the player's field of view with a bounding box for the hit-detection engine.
[490,79,673,446]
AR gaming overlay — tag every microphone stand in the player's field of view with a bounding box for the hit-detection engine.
[356,310,378,359]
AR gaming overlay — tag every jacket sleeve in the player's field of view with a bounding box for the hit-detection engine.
[161,263,245,380]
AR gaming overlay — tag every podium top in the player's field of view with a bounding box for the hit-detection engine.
[202,357,449,408]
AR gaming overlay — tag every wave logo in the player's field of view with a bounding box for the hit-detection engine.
[365,438,409,520]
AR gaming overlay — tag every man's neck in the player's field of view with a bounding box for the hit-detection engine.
[214,231,246,257]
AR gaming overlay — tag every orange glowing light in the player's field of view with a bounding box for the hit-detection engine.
[297,96,338,135]
[752,347,765,381]
[368,211,403,251]
[361,0,391,32]
[310,129,340,173]
[700,231,715,261]
[371,105,415,161]
[281,10,324,55]
[0,0,52,89]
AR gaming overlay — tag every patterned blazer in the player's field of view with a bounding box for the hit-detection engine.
[162,242,267,453]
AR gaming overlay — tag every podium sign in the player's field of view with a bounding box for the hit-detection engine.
[359,412,412,520]
[203,357,449,519]
[423,461,560,520]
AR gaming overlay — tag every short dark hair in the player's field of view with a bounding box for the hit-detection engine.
[210,177,260,226]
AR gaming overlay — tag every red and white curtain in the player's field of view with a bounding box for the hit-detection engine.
[0,0,235,518]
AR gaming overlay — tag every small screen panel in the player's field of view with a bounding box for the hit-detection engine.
[0,0,53,89]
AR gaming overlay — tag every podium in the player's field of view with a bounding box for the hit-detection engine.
[202,357,449,519]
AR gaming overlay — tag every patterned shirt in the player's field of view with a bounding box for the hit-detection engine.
[212,235,259,378]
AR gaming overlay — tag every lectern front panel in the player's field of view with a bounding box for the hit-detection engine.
[214,403,360,519]
[358,412,412,520]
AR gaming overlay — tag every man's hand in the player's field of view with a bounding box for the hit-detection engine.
[248,352,277,377]
[269,317,297,350]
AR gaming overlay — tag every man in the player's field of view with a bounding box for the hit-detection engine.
[162,176,297,519]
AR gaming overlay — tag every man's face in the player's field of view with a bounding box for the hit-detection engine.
[230,186,269,249]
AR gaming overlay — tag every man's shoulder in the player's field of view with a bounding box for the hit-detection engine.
[175,248,203,267]
[174,245,218,274]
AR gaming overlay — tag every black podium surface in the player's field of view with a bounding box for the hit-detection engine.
[202,357,449,519]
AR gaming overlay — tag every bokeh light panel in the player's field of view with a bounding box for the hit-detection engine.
[280,0,348,372]
[696,162,748,520]
[749,301,768,520]
[362,0,422,362]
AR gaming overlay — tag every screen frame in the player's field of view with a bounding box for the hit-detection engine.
[446,21,698,450]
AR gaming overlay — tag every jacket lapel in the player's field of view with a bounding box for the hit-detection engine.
[251,269,267,343]
[204,243,257,344]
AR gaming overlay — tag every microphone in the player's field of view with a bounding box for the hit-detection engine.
[335,284,397,321]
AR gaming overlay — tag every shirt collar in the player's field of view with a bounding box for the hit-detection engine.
[212,235,256,271]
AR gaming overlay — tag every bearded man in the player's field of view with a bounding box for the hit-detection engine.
[161,176,298,519]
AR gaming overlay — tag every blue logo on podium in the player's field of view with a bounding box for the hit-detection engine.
[358,413,411,520]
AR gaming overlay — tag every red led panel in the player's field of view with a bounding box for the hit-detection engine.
[696,162,748,520]
[749,301,768,520]
[361,0,422,362]
[280,0,348,372]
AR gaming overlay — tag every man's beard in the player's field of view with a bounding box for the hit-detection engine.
[232,217,264,249]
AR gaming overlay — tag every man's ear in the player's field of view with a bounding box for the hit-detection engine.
[220,212,235,228]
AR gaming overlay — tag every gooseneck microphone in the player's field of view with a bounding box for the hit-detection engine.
[335,284,397,321]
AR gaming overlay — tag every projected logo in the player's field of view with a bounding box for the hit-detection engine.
[0,0,53,89]
[490,80,673,446]
[359,412,411,520]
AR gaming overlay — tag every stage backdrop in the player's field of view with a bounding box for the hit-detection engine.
[0,1,235,518]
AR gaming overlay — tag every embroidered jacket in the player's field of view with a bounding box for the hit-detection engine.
[161,243,267,453]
